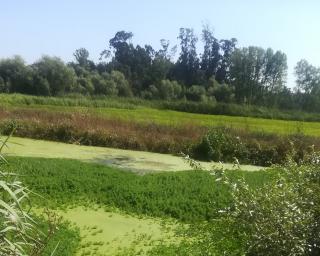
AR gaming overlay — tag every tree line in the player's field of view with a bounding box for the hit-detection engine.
[0,25,318,112]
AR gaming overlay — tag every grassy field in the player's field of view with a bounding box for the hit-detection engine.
[93,107,317,136]
[3,98,320,137]
[1,92,320,136]
[3,93,320,122]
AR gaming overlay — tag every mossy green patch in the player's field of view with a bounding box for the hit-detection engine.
[3,137,262,172]
[56,207,178,256]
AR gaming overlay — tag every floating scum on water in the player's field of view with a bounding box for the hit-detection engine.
[2,136,263,173]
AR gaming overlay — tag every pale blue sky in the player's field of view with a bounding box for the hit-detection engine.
[1,0,320,87]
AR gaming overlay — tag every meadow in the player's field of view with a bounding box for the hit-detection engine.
[3,93,320,122]
[2,94,320,136]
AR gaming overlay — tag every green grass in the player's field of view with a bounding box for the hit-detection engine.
[7,156,273,222]
[3,95,320,137]
[92,107,316,136]
[0,93,141,110]
[3,93,320,123]
[38,218,81,256]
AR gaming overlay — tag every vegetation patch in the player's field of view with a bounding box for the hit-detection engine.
[2,136,262,172]
[56,207,178,256]
[3,93,320,122]
[4,156,271,222]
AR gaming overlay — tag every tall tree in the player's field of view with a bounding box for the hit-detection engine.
[102,31,135,78]
[104,31,158,93]
[174,28,200,86]
[73,48,89,67]
[230,46,287,105]
[201,24,221,79]
[216,38,237,83]
[150,39,175,84]
[263,49,287,93]
[294,59,320,94]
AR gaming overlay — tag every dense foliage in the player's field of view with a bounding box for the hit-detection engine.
[180,152,320,255]
[0,137,46,255]
[1,25,319,113]
[192,128,318,166]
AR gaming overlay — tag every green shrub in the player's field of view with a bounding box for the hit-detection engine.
[186,85,207,102]
[192,128,247,162]
[191,128,317,166]
[206,154,320,255]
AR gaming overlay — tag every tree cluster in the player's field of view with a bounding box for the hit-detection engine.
[0,26,318,112]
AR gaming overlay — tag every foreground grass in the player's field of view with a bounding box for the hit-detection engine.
[7,156,273,222]
[38,218,81,256]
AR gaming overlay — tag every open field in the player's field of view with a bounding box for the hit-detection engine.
[1,93,320,136]
[3,93,320,122]
[4,103,320,136]
[2,102,320,166]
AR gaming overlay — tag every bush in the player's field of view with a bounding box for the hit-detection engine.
[208,153,320,255]
[110,70,132,97]
[192,128,247,162]
[0,76,9,93]
[191,128,318,166]
[186,85,207,102]
[32,56,76,96]
[141,84,159,99]
[206,78,235,103]
[76,76,95,95]
[32,75,51,96]
[157,80,183,100]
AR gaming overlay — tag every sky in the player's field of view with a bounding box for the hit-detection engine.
[1,0,320,88]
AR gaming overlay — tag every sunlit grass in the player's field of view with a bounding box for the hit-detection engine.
[3,96,319,136]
